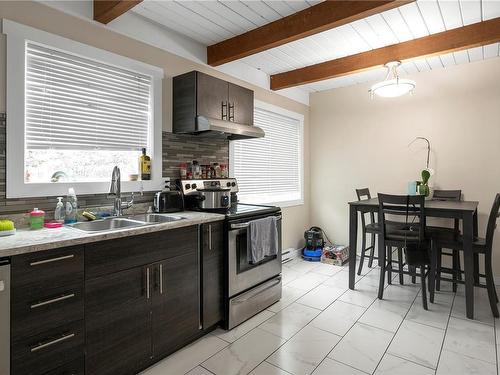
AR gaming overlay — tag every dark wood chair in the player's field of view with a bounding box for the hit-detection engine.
[377,194,435,310]
[355,188,377,275]
[427,189,462,292]
[433,193,500,317]
[356,188,406,283]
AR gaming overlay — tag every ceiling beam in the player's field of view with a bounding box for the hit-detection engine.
[94,0,143,24]
[271,17,500,90]
[207,0,413,67]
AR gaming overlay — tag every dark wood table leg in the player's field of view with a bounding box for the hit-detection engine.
[473,209,480,284]
[463,211,475,319]
[349,204,358,290]
[473,209,478,239]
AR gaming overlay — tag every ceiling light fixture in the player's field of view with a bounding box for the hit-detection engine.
[369,61,415,98]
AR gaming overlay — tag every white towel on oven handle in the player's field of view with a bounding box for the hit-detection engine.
[247,216,279,264]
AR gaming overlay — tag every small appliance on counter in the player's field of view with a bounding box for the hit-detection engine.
[180,178,238,211]
[153,190,184,213]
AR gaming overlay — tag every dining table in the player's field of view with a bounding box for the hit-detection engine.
[348,197,479,319]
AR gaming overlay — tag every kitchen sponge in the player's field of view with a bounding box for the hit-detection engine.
[0,220,14,231]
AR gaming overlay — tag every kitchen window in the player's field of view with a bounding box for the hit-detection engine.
[230,101,304,207]
[4,20,163,198]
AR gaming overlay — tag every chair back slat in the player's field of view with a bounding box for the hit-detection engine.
[432,189,461,201]
[485,193,500,250]
[378,193,426,244]
[356,188,375,225]
[356,188,371,200]
[433,189,462,231]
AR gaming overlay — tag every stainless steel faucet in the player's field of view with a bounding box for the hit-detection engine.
[108,166,134,217]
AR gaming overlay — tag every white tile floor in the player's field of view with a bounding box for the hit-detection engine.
[141,258,500,375]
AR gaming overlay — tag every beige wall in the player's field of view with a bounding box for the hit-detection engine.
[0,1,311,250]
[310,57,500,275]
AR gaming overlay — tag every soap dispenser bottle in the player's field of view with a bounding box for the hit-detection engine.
[65,188,78,224]
[54,197,65,223]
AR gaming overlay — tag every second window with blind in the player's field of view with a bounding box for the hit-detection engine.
[230,102,304,207]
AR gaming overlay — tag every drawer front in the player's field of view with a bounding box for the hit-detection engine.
[42,357,84,375]
[228,276,282,330]
[85,226,198,279]
[12,246,84,291]
[11,320,84,375]
[12,282,84,339]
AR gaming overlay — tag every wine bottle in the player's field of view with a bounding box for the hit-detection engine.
[139,148,151,180]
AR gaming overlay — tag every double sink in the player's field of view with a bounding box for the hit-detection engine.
[68,213,185,233]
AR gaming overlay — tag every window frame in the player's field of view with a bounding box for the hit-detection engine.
[3,19,164,198]
[229,100,305,208]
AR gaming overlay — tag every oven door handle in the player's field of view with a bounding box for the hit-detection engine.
[230,215,282,230]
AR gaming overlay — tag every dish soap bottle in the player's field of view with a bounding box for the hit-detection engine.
[54,197,65,223]
[139,148,151,180]
[65,188,78,224]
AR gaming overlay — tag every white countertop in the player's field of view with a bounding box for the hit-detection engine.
[0,211,225,257]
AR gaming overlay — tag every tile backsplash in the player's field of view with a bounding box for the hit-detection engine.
[0,113,229,216]
[162,132,229,180]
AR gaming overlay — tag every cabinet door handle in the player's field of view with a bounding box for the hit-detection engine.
[30,293,75,309]
[159,264,164,295]
[30,333,75,352]
[208,224,212,251]
[198,226,202,330]
[221,101,228,120]
[146,267,150,299]
[228,102,234,121]
[30,254,74,266]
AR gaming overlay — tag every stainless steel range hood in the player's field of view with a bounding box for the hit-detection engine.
[193,116,265,140]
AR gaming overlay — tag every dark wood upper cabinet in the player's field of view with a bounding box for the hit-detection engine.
[202,221,224,329]
[196,72,229,121]
[173,71,255,135]
[228,82,254,126]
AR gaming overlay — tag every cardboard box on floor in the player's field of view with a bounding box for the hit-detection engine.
[321,245,349,266]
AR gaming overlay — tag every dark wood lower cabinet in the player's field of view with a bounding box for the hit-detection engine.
[10,247,85,375]
[85,266,152,375]
[202,222,224,328]
[42,356,85,375]
[85,225,201,375]
[152,252,200,358]
[11,320,84,375]
[11,224,225,375]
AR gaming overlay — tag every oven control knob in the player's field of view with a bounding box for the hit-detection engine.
[185,184,191,190]
[226,182,231,187]
[192,184,197,189]
[231,182,236,187]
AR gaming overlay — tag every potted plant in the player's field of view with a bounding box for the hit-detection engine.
[418,169,431,197]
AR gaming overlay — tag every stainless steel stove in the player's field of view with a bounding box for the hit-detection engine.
[225,203,280,219]
[180,178,282,329]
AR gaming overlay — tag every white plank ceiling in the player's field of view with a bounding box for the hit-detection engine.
[133,0,500,94]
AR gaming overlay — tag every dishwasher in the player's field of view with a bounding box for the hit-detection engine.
[0,258,10,375]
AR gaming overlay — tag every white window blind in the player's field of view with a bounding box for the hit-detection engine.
[232,107,303,205]
[26,42,151,151]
